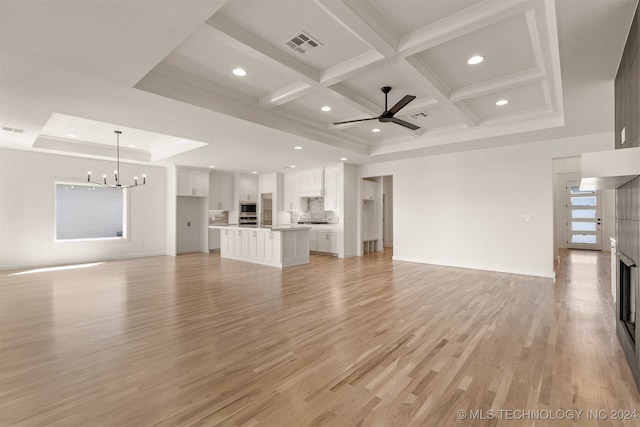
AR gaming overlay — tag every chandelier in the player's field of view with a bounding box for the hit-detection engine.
[87,130,146,188]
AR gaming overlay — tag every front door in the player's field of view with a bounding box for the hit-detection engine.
[565,181,602,250]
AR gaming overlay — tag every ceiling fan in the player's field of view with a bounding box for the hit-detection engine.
[333,86,420,130]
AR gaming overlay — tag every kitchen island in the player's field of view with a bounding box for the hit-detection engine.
[209,225,310,268]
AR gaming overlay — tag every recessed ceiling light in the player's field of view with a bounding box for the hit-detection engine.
[209,166,215,169]
[67,134,77,138]
[340,157,347,161]
[372,128,381,133]
[467,55,484,65]
[496,99,509,106]
[290,165,296,168]
[251,171,257,174]
[321,106,331,112]
[232,68,247,77]
[294,146,302,150]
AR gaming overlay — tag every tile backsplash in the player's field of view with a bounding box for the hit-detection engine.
[290,197,339,224]
[208,211,229,225]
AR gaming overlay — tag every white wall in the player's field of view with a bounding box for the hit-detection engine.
[339,163,358,258]
[358,132,613,278]
[0,148,167,269]
[383,175,393,247]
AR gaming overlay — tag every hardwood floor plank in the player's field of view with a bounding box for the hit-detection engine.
[1,249,639,426]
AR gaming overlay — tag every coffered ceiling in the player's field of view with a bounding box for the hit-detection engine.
[136,0,563,157]
[0,0,637,172]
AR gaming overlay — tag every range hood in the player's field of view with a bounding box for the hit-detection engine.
[580,146,640,190]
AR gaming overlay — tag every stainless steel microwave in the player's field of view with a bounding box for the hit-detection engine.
[240,202,257,214]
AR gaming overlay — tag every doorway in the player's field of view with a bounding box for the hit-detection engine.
[360,175,393,255]
[565,180,602,250]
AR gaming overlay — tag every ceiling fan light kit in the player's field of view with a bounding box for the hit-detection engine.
[333,86,420,131]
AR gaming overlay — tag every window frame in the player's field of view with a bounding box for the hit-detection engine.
[54,181,129,243]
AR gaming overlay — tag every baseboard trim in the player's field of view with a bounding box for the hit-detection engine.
[0,251,166,272]
[391,256,554,279]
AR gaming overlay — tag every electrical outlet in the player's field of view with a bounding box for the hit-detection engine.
[522,214,531,222]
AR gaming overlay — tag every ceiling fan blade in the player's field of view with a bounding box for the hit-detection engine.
[333,117,378,125]
[387,95,416,115]
[391,117,420,130]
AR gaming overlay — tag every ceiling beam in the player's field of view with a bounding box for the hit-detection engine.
[394,57,479,127]
[449,68,546,102]
[329,83,383,116]
[259,82,313,108]
[313,0,399,57]
[398,0,532,56]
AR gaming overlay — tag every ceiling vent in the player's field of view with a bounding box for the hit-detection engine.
[409,112,429,119]
[2,126,25,133]
[284,31,322,54]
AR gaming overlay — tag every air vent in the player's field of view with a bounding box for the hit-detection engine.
[409,112,429,119]
[284,31,322,54]
[2,126,25,133]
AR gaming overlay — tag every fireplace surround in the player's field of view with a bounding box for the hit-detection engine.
[617,251,639,385]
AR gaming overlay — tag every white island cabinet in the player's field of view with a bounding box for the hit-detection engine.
[212,225,310,268]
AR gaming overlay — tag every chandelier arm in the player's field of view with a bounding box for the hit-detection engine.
[85,131,146,188]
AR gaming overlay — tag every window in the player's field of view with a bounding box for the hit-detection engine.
[55,183,127,241]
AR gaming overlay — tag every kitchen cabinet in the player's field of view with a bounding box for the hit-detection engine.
[221,228,234,253]
[308,227,318,251]
[238,174,258,203]
[362,179,376,200]
[317,228,338,254]
[177,170,209,196]
[212,226,305,268]
[209,228,220,250]
[324,167,338,211]
[297,168,324,197]
[209,174,234,210]
[283,173,306,211]
[248,230,258,258]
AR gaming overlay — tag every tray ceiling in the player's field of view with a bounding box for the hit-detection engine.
[136,0,564,157]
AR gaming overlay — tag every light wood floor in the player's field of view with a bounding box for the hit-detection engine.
[1,249,639,426]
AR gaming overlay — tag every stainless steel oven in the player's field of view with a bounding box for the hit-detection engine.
[239,202,257,225]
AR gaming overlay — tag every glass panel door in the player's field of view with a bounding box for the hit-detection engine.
[566,181,602,250]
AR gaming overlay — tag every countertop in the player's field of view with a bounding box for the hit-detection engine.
[209,224,312,231]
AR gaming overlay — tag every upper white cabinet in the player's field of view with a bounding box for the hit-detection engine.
[283,173,305,211]
[209,173,234,210]
[177,169,208,196]
[324,167,338,211]
[238,174,258,203]
[258,173,275,195]
[283,173,295,211]
[298,168,324,197]
[363,179,376,200]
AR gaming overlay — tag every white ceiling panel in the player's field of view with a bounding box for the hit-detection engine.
[276,89,367,124]
[398,105,465,132]
[163,25,297,98]
[463,81,548,122]
[218,0,372,71]
[368,0,486,37]
[341,62,432,106]
[418,13,539,90]
[341,119,414,142]
[41,113,207,161]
